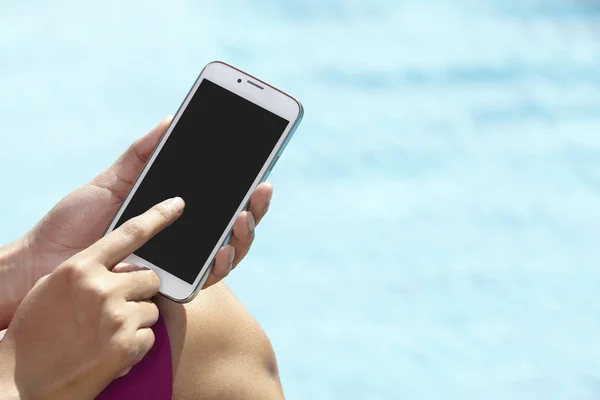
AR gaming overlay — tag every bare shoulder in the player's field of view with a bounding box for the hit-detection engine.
[155,283,285,400]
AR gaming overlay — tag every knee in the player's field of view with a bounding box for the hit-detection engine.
[157,283,284,400]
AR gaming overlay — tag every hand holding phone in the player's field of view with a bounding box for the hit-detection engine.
[104,61,304,302]
[0,198,184,400]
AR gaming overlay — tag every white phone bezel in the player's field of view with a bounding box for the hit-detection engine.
[104,61,303,303]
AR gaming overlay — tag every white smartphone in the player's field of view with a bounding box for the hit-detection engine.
[104,61,303,303]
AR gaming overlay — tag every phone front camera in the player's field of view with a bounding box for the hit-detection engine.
[237,78,242,83]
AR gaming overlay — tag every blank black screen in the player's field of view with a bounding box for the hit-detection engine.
[115,79,289,284]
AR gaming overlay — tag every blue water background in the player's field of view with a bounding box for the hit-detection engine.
[2,0,600,398]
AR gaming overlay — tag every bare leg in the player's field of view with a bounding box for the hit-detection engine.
[155,283,285,400]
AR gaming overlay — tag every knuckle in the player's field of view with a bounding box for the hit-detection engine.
[120,220,148,241]
[153,202,173,221]
[112,335,138,363]
[109,309,127,328]
[90,280,113,301]
[57,261,116,301]
[56,259,88,282]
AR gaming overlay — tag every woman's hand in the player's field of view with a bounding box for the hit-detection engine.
[0,117,273,328]
[0,197,185,400]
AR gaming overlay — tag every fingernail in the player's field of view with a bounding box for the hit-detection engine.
[247,213,256,234]
[167,197,185,213]
[264,190,273,213]
[112,263,145,273]
[227,245,235,272]
[266,189,273,206]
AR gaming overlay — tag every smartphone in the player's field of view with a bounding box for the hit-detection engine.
[104,61,303,303]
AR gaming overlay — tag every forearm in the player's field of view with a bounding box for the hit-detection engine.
[0,238,34,330]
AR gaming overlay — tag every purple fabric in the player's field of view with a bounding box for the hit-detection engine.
[96,314,173,399]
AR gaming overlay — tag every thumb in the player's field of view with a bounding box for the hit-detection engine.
[128,116,173,164]
[90,116,173,201]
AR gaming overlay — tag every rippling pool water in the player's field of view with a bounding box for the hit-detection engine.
[2,1,600,398]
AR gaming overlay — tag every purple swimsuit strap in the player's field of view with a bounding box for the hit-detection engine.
[96,314,173,400]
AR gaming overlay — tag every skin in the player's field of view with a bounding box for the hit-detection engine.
[0,118,284,399]
[1,198,185,399]
[156,282,284,400]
